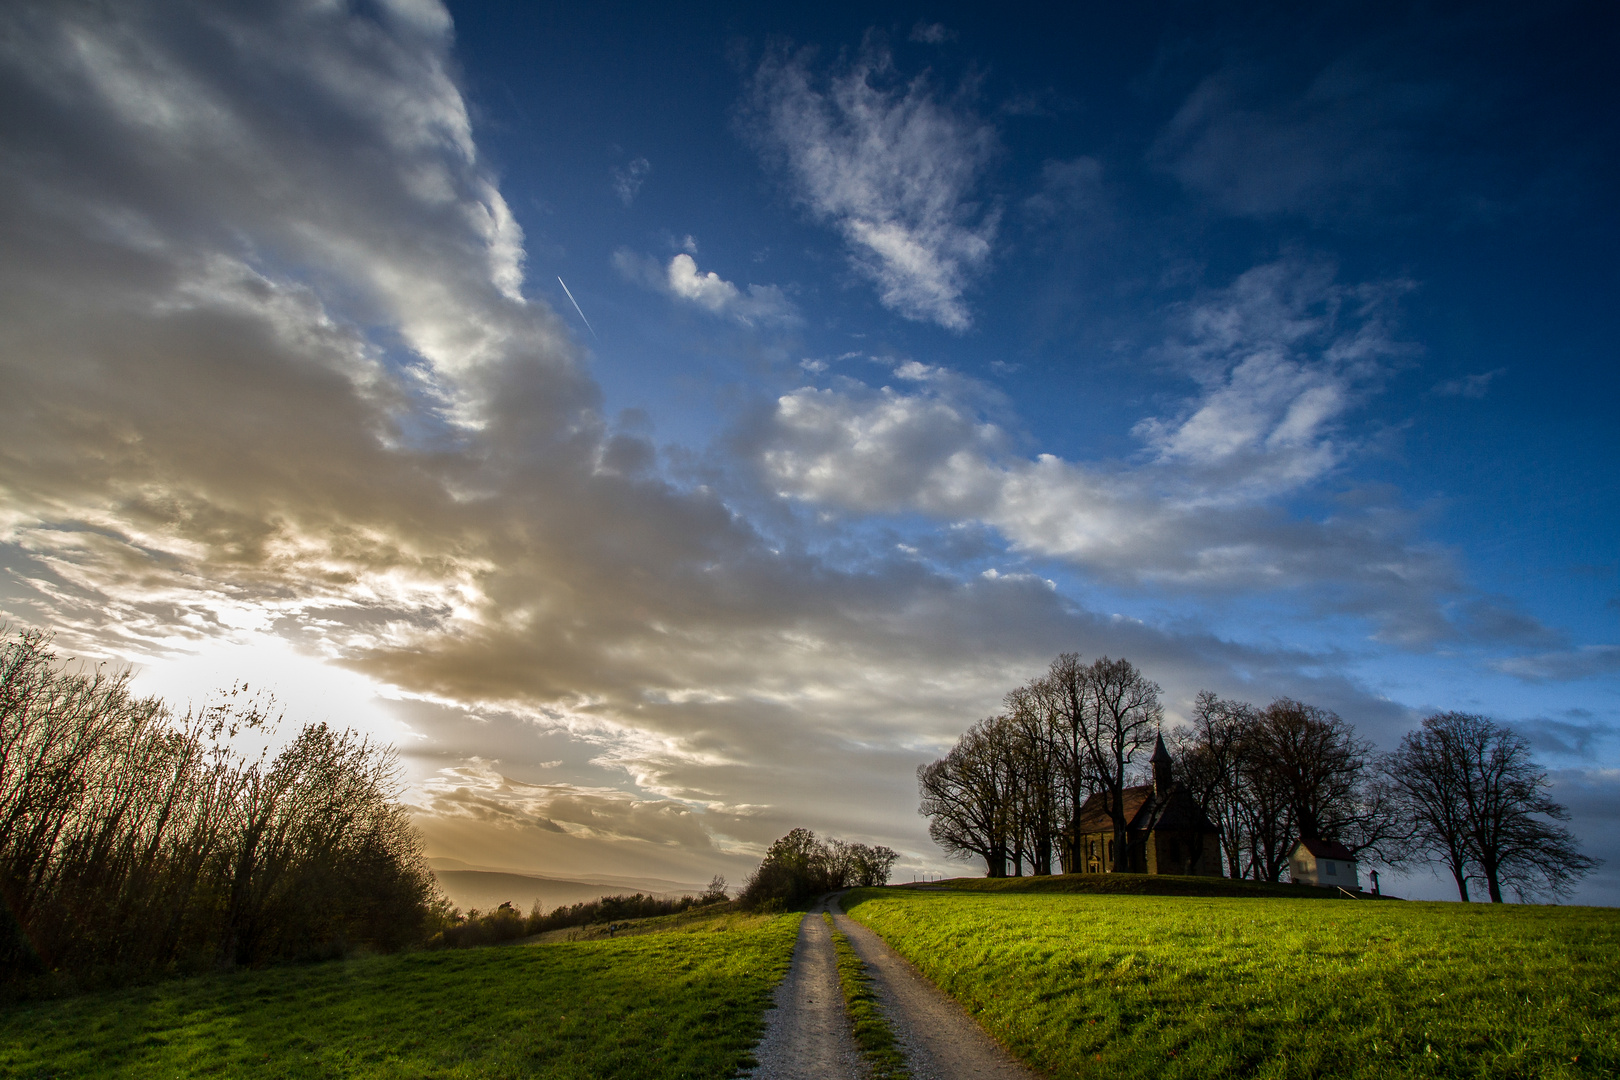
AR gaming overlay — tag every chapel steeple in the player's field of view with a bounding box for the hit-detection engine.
[1150,732,1173,797]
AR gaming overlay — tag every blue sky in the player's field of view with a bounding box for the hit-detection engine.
[1,0,1616,901]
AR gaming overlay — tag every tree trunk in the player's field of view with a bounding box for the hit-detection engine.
[1032,834,1052,875]
[1451,866,1471,902]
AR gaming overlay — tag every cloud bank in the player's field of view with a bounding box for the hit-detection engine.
[1,0,1406,880]
[3,2,1606,889]
[754,259,1489,646]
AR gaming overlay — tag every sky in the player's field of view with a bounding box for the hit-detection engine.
[1,0,1617,902]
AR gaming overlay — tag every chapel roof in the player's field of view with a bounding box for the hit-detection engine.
[1075,783,1218,836]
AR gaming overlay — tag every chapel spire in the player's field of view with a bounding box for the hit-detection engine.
[1151,732,1172,797]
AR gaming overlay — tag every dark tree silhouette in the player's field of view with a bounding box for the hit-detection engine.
[1170,692,1255,879]
[917,719,1015,876]
[1072,656,1163,873]
[738,828,899,908]
[1388,712,1598,902]
[0,627,437,989]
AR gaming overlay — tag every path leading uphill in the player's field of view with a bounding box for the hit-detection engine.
[747,891,1039,1079]
[745,897,865,1080]
[829,893,1038,1080]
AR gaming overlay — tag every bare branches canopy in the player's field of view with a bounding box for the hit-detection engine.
[917,654,1598,900]
[1385,712,1599,902]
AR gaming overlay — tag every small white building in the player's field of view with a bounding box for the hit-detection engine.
[1288,837,1361,890]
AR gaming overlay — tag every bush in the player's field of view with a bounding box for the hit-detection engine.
[0,627,439,993]
[738,829,899,910]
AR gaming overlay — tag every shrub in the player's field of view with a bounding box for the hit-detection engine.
[0,627,438,993]
[738,829,899,910]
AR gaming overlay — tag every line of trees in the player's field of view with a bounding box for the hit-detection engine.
[739,828,900,910]
[919,652,1598,901]
[0,629,437,989]
[431,878,733,948]
[918,654,1174,878]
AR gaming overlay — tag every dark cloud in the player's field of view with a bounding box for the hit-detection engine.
[1493,647,1620,683]
[1545,768,1620,906]
[1510,717,1620,761]
[1151,60,1452,223]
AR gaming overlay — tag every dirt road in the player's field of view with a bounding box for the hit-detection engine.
[829,894,1038,1080]
[745,898,865,1079]
[746,893,1038,1079]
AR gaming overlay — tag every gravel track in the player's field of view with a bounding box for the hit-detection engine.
[745,892,1040,1079]
[830,894,1039,1080]
[744,899,866,1079]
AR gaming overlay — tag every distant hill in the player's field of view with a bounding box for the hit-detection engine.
[427,861,713,914]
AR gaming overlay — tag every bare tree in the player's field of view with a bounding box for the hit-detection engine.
[1234,729,1297,882]
[1389,712,1598,902]
[1248,699,1369,842]
[1030,656,1093,872]
[0,627,437,987]
[1171,692,1255,878]
[1385,714,1476,898]
[1002,687,1062,875]
[1072,656,1162,873]
[917,718,1015,876]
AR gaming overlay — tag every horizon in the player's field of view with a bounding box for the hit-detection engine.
[1,0,1616,905]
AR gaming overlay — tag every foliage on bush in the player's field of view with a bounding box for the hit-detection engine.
[0,628,437,992]
[739,829,899,910]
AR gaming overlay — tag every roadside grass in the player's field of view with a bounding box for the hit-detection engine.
[0,910,800,1079]
[844,888,1619,1080]
[823,912,908,1080]
[916,871,1371,900]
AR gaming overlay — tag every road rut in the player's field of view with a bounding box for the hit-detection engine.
[830,894,1038,1080]
[744,899,865,1079]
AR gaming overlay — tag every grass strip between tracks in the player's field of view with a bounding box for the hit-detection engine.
[825,911,908,1080]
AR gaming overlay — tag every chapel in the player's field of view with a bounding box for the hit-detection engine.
[1073,734,1224,876]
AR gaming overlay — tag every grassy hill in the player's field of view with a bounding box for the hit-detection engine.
[0,910,800,1079]
[912,871,1390,899]
[845,885,1618,1079]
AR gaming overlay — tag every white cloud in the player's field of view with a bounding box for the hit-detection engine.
[611,157,650,206]
[1138,259,1413,499]
[745,40,999,330]
[755,260,1488,643]
[1431,368,1505,399]
[615,249,799,326]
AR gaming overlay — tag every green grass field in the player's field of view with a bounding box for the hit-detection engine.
[845,886,1619,1080]
[0,911,800,1079]
[924,871,1374,899]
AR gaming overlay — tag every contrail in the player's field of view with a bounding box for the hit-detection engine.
[557,276,598,340]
